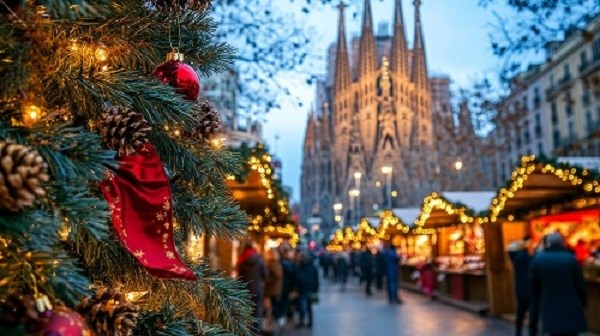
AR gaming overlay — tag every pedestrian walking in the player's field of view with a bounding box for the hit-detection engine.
[336,250,350,290]
[359,246,374,295]
[295,253,319,328]
[375,248,385,290]
[530,233,587,336]
[277,245,296,326]
[508,235,534,336]
[384,243,402,304]
[264,248,283,331]
[237,241,266,334]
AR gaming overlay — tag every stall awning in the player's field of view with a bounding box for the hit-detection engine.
[415,192,490,230]
[489,156,600,220]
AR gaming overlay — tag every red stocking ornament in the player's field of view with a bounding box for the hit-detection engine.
[101,144,196,280]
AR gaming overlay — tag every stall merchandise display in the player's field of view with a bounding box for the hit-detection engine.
[436,224,485,272]
[402,234,433,265]
[531,209,600,278]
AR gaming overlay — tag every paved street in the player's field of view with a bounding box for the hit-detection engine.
[283,280,513,336]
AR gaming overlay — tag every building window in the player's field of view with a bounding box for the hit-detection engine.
[522,95,528,109]
[523,121,531,144]
[566,103,573,118]
[553,129,560,147]
[551,102,558,125]
[568,120,575,139]
[593,38,600,59]
[534,114,542,138]
[586,110,593,133]
[537,143,543,155]
[580,50,588,71]
[533,87,541,108]
[563,63,571,79]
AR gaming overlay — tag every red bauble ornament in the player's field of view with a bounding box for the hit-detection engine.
[152,52,200,101]
[39,306,90,336]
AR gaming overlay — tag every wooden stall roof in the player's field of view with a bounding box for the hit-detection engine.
[488,156,600,220]
[377,210,411,238]
[414,192,493,231]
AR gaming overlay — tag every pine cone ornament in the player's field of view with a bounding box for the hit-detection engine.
[191,101,221,142]
[0,142,49,212]
[79,287,139,336]
[98,106,152,157]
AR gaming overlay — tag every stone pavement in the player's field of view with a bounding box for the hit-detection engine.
[282,280,514,336]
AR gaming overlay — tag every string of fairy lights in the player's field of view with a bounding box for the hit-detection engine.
[326,155,600,251]
[240,151,299,246]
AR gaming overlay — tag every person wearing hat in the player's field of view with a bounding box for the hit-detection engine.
[530,233,587,336]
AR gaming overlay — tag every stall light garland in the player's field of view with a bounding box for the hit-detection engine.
[232,145,299,246]
[356,218,377,242]
[487,155,600,222]
[413,193,475,227]
[376,210,410,238]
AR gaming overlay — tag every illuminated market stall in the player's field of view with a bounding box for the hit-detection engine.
[410,191,495,313]
[485,156,600,331]
[206,145,298,275]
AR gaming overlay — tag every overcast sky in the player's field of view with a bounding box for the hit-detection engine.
[261,0,512,202]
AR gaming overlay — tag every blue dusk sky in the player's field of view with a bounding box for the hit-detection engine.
[260,0,514,202]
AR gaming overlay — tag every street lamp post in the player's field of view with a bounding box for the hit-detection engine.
[381,166,393,209]
[333,203,343,227]
[454,160,463,190]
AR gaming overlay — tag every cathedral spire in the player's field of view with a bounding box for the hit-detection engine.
[320,102,332,145]
[304,110,317,151]
[334,2,351,94]
[411,0,428,90]
[390,0,409,77]
[358,0,377,77]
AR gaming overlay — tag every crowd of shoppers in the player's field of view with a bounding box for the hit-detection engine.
[236,241,319,335]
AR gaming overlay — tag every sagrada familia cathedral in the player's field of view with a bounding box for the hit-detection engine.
[301,0,491,230]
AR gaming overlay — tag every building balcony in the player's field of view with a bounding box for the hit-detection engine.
[547,72,580,101]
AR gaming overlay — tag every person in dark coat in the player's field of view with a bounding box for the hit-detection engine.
[384,244,402,304]
[237,242,266,333]
[375,248,385,290]
[277,245,296,325]
[508,236,534,336]
[530,233,587,336]
[359,247,374,295]
[295,253,319,328]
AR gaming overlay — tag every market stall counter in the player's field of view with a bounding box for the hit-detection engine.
[407,192,495,313]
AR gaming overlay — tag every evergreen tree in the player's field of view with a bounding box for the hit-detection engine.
[0,0,253,334]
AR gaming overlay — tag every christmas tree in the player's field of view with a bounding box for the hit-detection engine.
[0,0,255,334]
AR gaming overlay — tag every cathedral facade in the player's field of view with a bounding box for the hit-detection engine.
[301,0,486,230]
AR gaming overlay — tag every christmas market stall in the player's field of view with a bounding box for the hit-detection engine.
[375,209,421,286]
[411,191,495,313]
[207,145,298,275]
[484,156,600,331]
